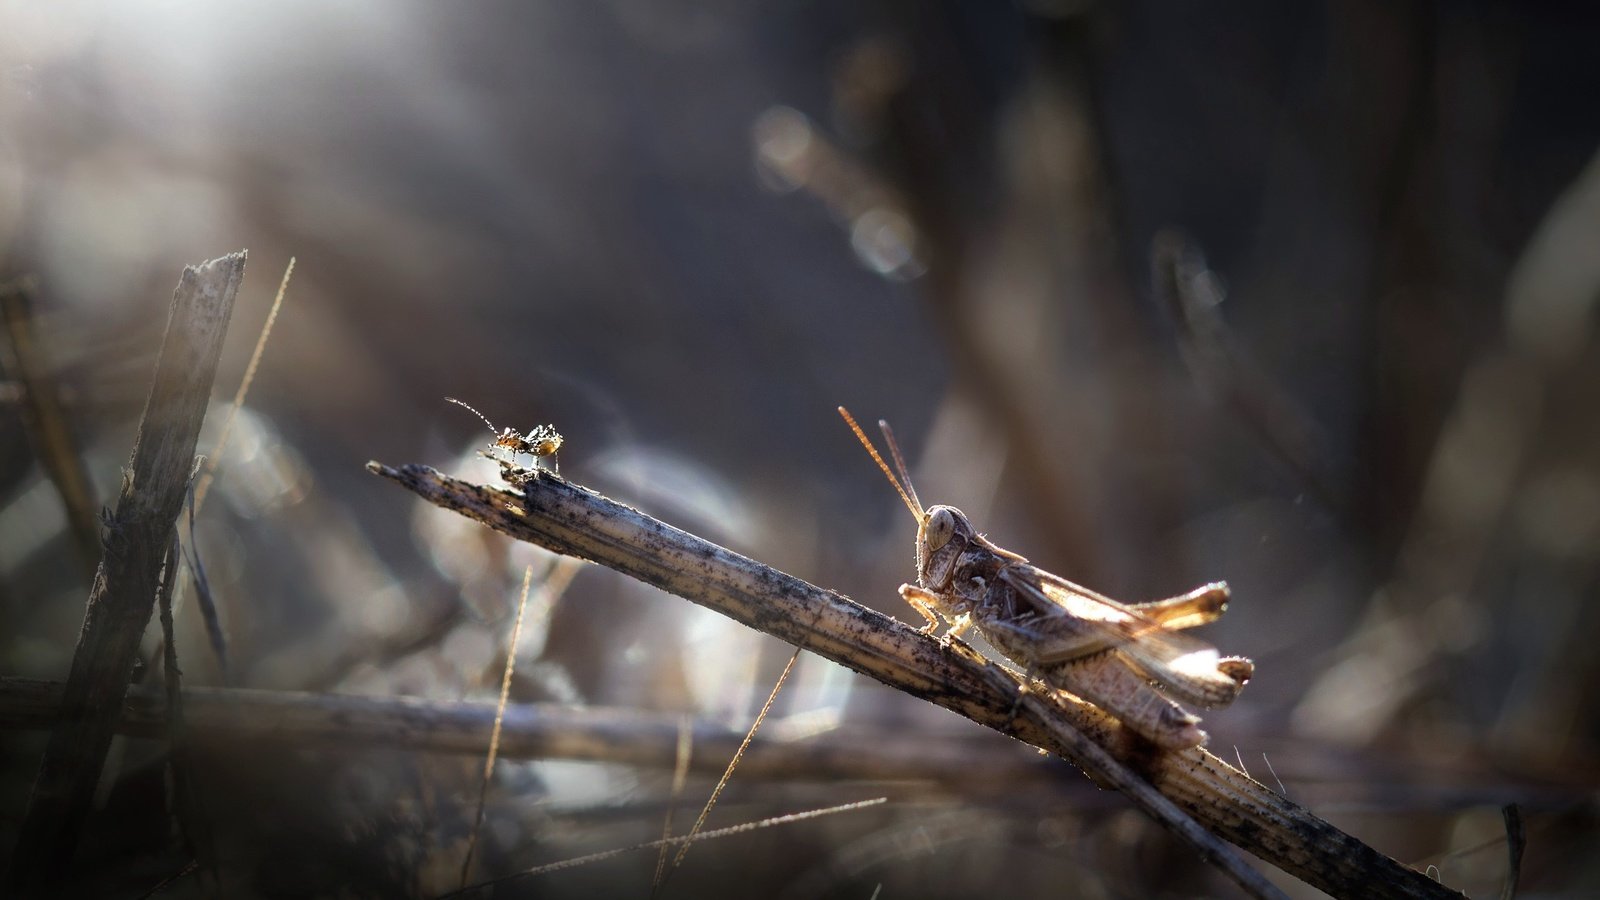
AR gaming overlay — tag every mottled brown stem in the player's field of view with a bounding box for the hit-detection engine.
[369,462,1461,899]
[0,277,102,579]
[0,676,1053,789]
[5,253,246,897]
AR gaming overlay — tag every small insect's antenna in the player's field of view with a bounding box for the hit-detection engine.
[876,420,923,516]
[838,407,923,520]
[445,397,499,436]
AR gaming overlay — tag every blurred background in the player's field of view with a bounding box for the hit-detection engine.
[2,1,1598,896]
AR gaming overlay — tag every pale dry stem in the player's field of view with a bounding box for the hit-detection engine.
[0,676,1060,788]
[368,462,1462,900]
[6,252,246,898]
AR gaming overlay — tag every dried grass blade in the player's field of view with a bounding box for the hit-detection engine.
[652,714,695,887]
[459,563,535,888]
[664,647,803,883]
[158,524,218,896]
[447,797,886,896]
[0,276,101,579]
[179,477,228,680]
[193,256,293,515]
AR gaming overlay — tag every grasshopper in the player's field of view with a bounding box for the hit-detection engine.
[840,407,1252,750]
[447,397,564,483]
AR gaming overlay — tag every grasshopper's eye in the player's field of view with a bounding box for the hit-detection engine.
[924,507,956,552]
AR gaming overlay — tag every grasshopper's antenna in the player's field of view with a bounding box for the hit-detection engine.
[838,407,923,520]
[445,397,499,436]
[876,420,923,516]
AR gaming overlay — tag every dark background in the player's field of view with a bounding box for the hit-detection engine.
[2,1,1598,896]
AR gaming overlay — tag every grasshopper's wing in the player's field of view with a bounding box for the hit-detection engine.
[989,564,1133,659]
[997,565,1252,708]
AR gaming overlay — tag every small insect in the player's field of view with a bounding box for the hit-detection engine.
[447,397,564,483]
[840,407,1253,750]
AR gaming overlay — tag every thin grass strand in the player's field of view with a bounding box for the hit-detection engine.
[459,564,535,888]
[652,713,695,888]
[665,647,803,880]
[450,797,887,895]
[194,256,293,515]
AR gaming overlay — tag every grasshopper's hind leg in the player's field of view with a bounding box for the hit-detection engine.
[1043,653,1208,750]
[1128,582,1231,631]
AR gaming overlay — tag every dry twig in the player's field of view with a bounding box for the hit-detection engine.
[156,520,218,895]
[5,252,246,897]
[368,462,1461,899]
[0,276,102,578]
[0,676,1059,788]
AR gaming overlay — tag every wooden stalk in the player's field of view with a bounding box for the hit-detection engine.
[5,253,246,897]
[368,462,1461,900]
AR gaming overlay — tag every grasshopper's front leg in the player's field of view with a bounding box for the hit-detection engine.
[899,585,975,641]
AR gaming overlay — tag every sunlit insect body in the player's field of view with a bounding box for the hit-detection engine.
[840,407,1252,750]
[447,397,564,484]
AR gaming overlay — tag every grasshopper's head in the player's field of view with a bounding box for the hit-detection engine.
[917,504,974,590]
